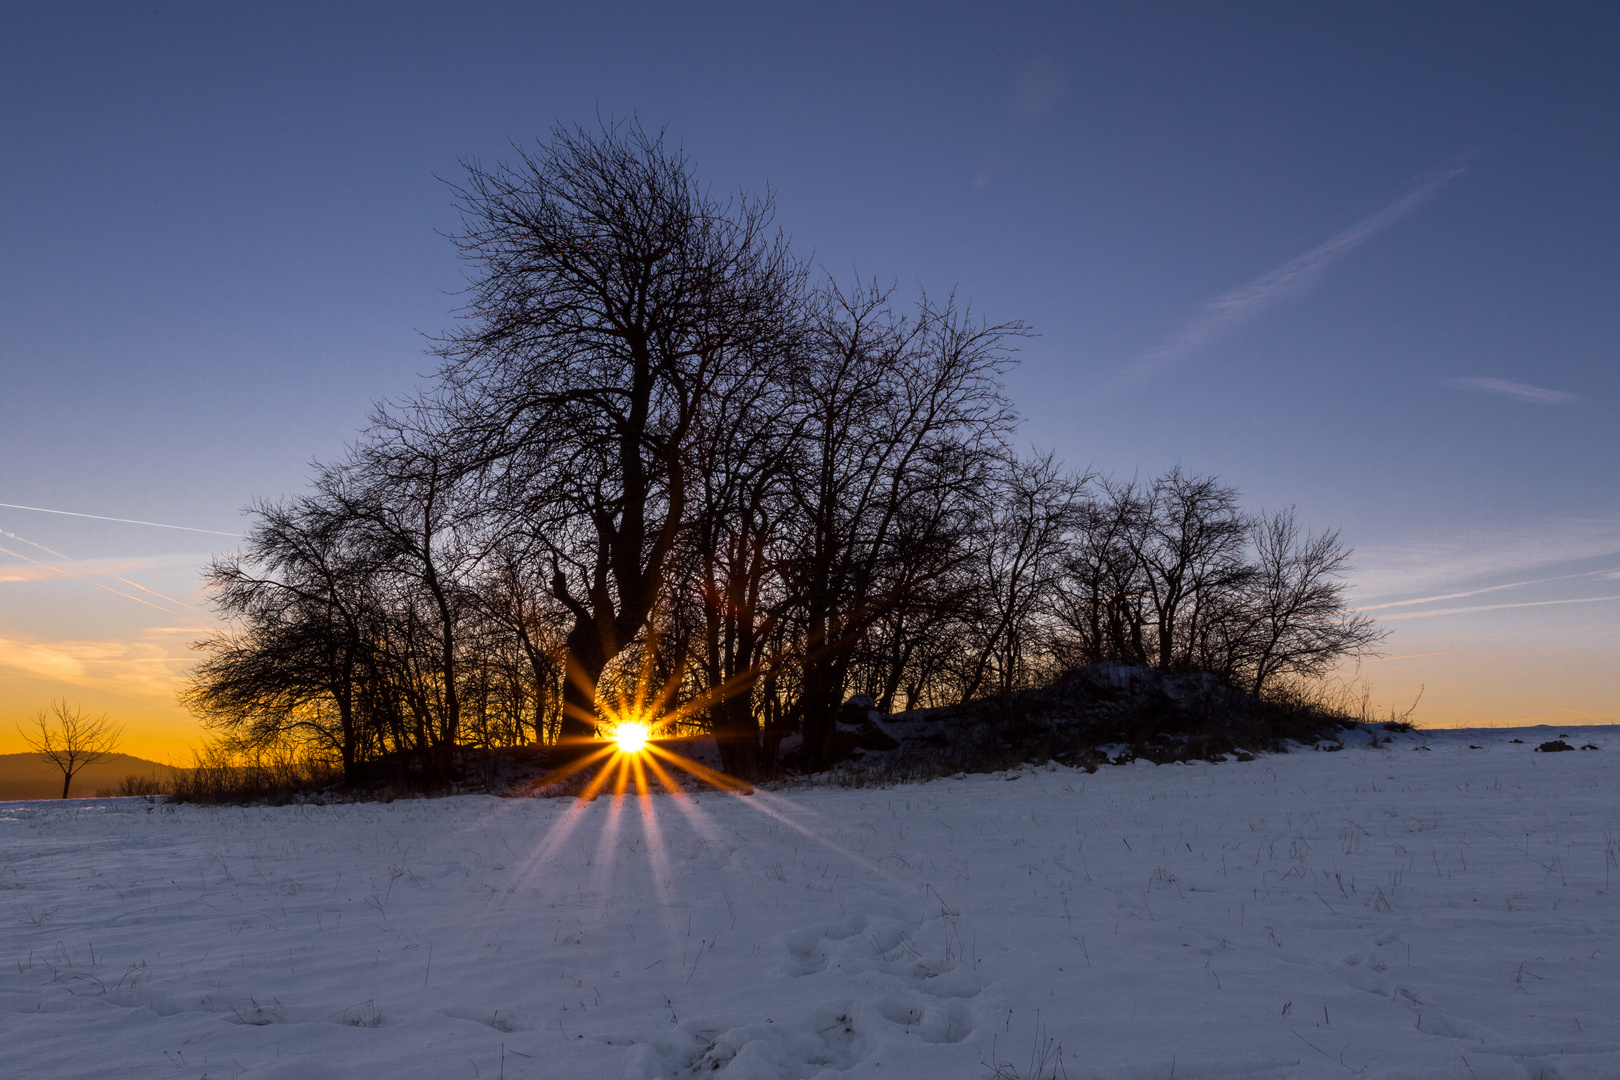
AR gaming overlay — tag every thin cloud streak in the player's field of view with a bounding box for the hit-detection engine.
[1127,162,1469,378]
[1354,518,1620,599]
[0,527,197,610]
[1384,624,1620,646]
[1440,377,1577,405]
[0,501,241,537]
[0,561,141,586]
[1377,594,1620,621]
[0,543,182,616]
[1356,569,1612,612]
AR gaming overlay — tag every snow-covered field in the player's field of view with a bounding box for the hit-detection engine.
[3,727,1616,1080]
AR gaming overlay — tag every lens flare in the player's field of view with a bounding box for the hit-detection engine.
[613,721,650,754]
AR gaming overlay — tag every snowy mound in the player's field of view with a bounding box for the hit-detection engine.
[872,664,1355,777]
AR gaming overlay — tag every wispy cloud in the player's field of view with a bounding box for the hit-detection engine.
[1440,377,1577,405]
[1127,162,1470,378]
[1356,569,1613,612]
[0,559,146,586]
[0,501,240,537]
[0,540,184,615]
[1376,595,1620,621]
[0,528,197,611]
[1354,518,1620,600]
[0,630,196,697]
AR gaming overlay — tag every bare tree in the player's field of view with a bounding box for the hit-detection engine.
[18,701,123,799]
[1050,484,1152,668]
[856,558,977,713]
[438,120,803,742]
[1122,468,1252,671]
[670,340,804,778]
[185,491,382,784]
[180,122,1398,785]
[474,544,567,745]
[957,452,1088,700]
[332,415,483,768]
[1239,508,1387,696]
[783,280,1022,766]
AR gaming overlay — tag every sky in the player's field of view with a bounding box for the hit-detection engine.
[3,2,1617,759]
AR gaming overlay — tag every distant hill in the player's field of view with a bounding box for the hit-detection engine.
[0,752,181,801]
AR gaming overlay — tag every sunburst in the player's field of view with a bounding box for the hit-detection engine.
[526,717,756,803]
[525,616,765,802]
[505,626,893,949]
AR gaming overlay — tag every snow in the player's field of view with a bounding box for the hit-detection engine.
[2,727,1617,1079]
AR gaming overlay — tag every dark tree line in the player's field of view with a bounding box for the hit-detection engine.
[185,122,1383,782]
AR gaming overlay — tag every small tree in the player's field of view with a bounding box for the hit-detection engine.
[18,701,123,799]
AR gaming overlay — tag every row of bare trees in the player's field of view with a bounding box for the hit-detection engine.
[185,122,1381,782]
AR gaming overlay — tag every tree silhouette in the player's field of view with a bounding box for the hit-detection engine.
[18,701,123,799]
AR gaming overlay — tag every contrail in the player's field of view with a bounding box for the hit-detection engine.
[0,542,182,616]
[1377,595,1620,621]
[1356,569,1612,612]
[0,527,197,611]
[1439,377,1578,405]
[0,502,241,537]
[1127,160,1471,378]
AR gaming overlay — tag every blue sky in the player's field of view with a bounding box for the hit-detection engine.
[3,2,1617,751]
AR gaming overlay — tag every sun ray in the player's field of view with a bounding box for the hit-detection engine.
[629,754,676,907]
[524,745,615,794]
[589,774,628,896]
[639,751,685,797]
[496,720,912,933]
[576,754,622,803]
[635,758,736,858]
[645,744,755,795]
[637,742,887,876]
[625,756,684,968]
[510,797,599,892]
[509,636,906,904]
[640,747,889,878]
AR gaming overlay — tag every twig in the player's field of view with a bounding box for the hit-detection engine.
[1284,1026,1359,1073]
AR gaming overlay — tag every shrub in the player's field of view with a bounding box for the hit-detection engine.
[167,740,343,805]
[94,774,165,797]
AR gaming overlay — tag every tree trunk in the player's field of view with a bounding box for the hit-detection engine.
[712,695,763,780]
[559,617,607,742]
[337,690,358,787]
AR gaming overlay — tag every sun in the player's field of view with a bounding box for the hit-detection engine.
[526,657,758,800]
[613,721,650,755]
